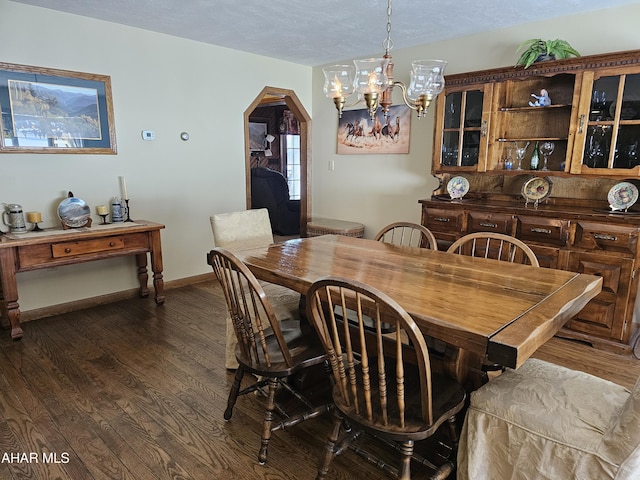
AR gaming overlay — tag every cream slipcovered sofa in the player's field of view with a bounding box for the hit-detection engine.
[458,358,640,479]
[210,208,300,369]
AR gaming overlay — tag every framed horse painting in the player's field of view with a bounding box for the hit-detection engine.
[336,105,411,155]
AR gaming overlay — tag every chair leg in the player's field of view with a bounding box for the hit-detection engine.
[317,409,343,480]
[446,415,459,450]
[398,440,414,480]
[224,366,245,421]
[430,461,454,480]
[258,377,278,465]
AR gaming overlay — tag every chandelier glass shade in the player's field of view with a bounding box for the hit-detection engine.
[322,0,447,120]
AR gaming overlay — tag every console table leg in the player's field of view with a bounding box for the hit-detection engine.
[0,249,23,340]
[8,309,23,340]
[136,253,150,298]
[150,231,165,305]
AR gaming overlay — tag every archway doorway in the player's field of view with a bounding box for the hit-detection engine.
[244,86,311,237]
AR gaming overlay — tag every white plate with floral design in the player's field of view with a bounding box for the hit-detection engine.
[447,176,470,200]
[608,182,639,211]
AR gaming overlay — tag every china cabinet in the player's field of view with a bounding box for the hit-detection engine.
[423,49,640,353]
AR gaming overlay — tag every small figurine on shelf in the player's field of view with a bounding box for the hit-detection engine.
[529,89,551,107]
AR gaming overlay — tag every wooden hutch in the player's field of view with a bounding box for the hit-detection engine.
[420,49,640,354]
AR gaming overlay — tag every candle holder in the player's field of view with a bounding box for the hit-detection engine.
[30,222,43,232]
[98,214,109,225]
[124,199,134,222]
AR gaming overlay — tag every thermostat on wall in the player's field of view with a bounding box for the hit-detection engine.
[141,130,155,141]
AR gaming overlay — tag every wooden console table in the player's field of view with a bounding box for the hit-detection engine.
[0,220,165,340]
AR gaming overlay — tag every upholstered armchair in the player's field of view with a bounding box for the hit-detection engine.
[458,358,640,479]
[250,167,300,235]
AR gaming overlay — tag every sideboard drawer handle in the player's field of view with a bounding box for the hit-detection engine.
[531,228,552,234]
[480,222,498,229]
[434,217,450,222]
[593,233,617,241]
[64,247,71,253]
[109,242,116,247]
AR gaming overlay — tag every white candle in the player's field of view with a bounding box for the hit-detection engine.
[119,176,129,199]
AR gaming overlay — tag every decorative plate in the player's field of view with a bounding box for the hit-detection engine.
[57,192,91,228]
[609,102,638,121]
[447,176,470,199]
[521,176,553,204]
[608,181,639,211]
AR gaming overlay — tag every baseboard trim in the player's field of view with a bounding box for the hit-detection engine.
[19,273,215,323]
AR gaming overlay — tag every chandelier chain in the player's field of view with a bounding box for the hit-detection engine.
[383,0,393,55]
[322,0,445,119]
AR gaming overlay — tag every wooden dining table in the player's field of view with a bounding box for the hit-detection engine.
[234,234,602,389]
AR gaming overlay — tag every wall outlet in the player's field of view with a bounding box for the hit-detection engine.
[328,160,335,171]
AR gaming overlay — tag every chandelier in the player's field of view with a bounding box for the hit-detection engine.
[322,0,447,120]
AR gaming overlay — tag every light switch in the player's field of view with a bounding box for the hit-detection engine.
[141,130,155,141]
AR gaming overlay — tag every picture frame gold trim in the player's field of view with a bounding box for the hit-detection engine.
[0,62,117,154]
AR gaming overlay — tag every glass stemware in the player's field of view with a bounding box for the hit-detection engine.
[586,135,605,168]
[592,90,606,121]
[539,141,555,171]
[513,141,530,171]
[504,147,514,170]
[627,142,639,168]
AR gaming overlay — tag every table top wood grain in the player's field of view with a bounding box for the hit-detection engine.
[235,235,602,370]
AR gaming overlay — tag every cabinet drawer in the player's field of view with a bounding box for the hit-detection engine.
[467,212,513,235]
[52,236,125,258]
[515,216,569,246]
[528,244,565,270]
[423,208,464,234]
[572,222,638,255]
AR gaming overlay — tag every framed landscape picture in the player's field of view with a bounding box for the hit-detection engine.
[337,105,411,155]
[0,62,117,154]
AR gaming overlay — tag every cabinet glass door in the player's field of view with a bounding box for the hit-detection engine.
[581,73,640,171]
[439,89,485,169]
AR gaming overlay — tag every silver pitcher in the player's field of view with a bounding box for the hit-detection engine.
[2,203,27,233]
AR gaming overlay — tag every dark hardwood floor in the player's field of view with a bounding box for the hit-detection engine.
[1,280,638,479]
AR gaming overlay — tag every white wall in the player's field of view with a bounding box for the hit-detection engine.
[0,0,311,311]
[2,0,640,315]
[311,3,640,238]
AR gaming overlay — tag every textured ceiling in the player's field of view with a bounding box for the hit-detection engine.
[10,0,639,66]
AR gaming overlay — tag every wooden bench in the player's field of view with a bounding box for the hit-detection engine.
[306,218,364,238]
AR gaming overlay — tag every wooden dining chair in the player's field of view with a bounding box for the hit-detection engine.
[306,276,467,480]
[446,232,540,267]
[446,232,539,373]
[210,208,301,369]
[374,221,438,250]
[207,247,332,465]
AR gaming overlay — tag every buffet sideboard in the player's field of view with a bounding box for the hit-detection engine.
[424,49,640,353]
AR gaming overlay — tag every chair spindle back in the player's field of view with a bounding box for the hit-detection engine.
[208,247,293,368]
[307,277,434,426]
